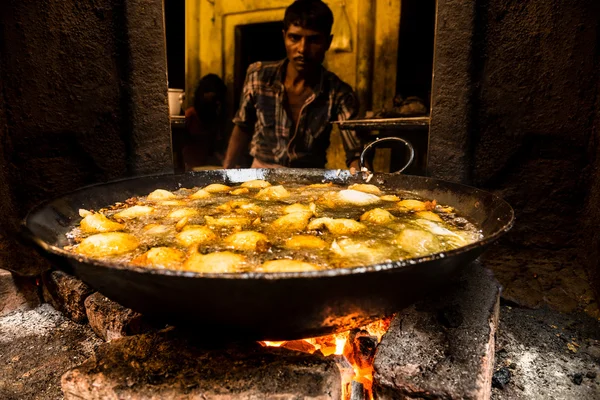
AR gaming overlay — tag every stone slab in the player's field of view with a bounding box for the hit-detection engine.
[373,261,501,400]
[61,329,342,399]
[42,270,95,323]
[84,292,150,341]
[0,269,40,316]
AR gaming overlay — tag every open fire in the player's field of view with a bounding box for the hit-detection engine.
[261,317,393,400]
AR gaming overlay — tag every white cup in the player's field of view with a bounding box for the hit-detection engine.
[168,88,184,116]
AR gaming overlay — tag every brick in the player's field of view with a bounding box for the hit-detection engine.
[42,270,94,323]
[373,261,501,400]
[84,292,148,341]
[61,329,342,399]
[0,269,40,316]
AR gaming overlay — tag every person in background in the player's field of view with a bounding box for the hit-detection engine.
[223,0,364,170]
[182,74,227,170]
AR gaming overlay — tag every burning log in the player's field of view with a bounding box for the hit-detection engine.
[343,329,378,370]
[350,380,368,400]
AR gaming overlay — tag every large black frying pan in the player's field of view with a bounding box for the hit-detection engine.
[23,168,514,340]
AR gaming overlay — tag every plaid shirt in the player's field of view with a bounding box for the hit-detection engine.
[233,59,362,168]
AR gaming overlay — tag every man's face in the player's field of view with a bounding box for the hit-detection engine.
[283,24,332,73]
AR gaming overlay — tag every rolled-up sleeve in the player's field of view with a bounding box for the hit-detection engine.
[232,67,257,130]
[335,88,363,166]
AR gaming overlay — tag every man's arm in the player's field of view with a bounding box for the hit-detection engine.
[223,125,252,169]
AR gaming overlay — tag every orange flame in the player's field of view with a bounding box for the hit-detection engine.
[260,317,392,400]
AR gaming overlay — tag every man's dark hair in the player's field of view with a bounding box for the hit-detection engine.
[283,0,334,35]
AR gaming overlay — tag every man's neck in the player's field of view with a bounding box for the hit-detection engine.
[285,62,319,88]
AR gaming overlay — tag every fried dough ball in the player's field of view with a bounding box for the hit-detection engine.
[80,213,124,233]
[397,199,427,212]
[259,259,320,273]
[203,184,231,193]
[184,251,246,273]
[113,205,154,220]
[380,195,400,202]
[331,238,395,266]
[319,190,380,207]
[348,184,382,195]
[175,225,217,247]
[223,231,270,252]
[217,200,262,215]
[414,219,472,247]
[131,247,185,269]
[241,179,271,189]
[190,189,211,199]
[415,211,443,222]
[360,208,395,225]
[283,203,316,215]
[230,188,250,195]
[167,208,200,219]
[143,224,173,237]
[394,228,439,257]
[76,232,139,257]
[307,218,366,235]
[270,212,313,232]
[255,185,290,200]
[205,215,252,228]
[284,235,328,250]
[159,200,186,207]
[147,189,176,201]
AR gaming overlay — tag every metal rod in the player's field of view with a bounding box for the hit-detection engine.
[334,117,430,129]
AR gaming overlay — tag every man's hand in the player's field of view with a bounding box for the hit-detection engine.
[348,158,360,175]
[223,125,251,169]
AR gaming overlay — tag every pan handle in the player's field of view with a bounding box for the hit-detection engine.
[359,137,415,174]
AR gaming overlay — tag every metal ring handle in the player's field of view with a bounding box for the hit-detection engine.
[359,137,416,174]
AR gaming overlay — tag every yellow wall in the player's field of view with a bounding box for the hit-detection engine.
[185,0,401,169]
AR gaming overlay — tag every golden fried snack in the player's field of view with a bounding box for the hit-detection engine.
[80,213,124,233]
[159,200,186,207]
[217,200,262,215]
[331,238,395,265]
[190,189,211,199]
[184,251,246,273]
[307,217,366,235]
[241,179,271,189]
[415,211,443,222]
[223,231,269,252]
[147,189,176,201]
[259,259,320,273]
[394,228,438,256]
[270,212,313,232]
[131,247,185,269]
[360,208,395,225]
[283,203,315,215]
[205,215,252,228]
[167,208,200,219]
[348,184,382,195]
[397,199,427,212]
[175,225,217,247]
[284,235,328,250]
[76,232,139,257]
[143,224,173,237]
[255,185,290,200]
[380,195,400,202]
[321,189,380,207]
[113,205,155,220]
[203,184,231,193]
[230,188,250,195]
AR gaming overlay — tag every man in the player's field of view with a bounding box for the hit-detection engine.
[223,0,363,170]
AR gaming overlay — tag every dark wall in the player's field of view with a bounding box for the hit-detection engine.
[429,0,600,300]
[0,0,173,275]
